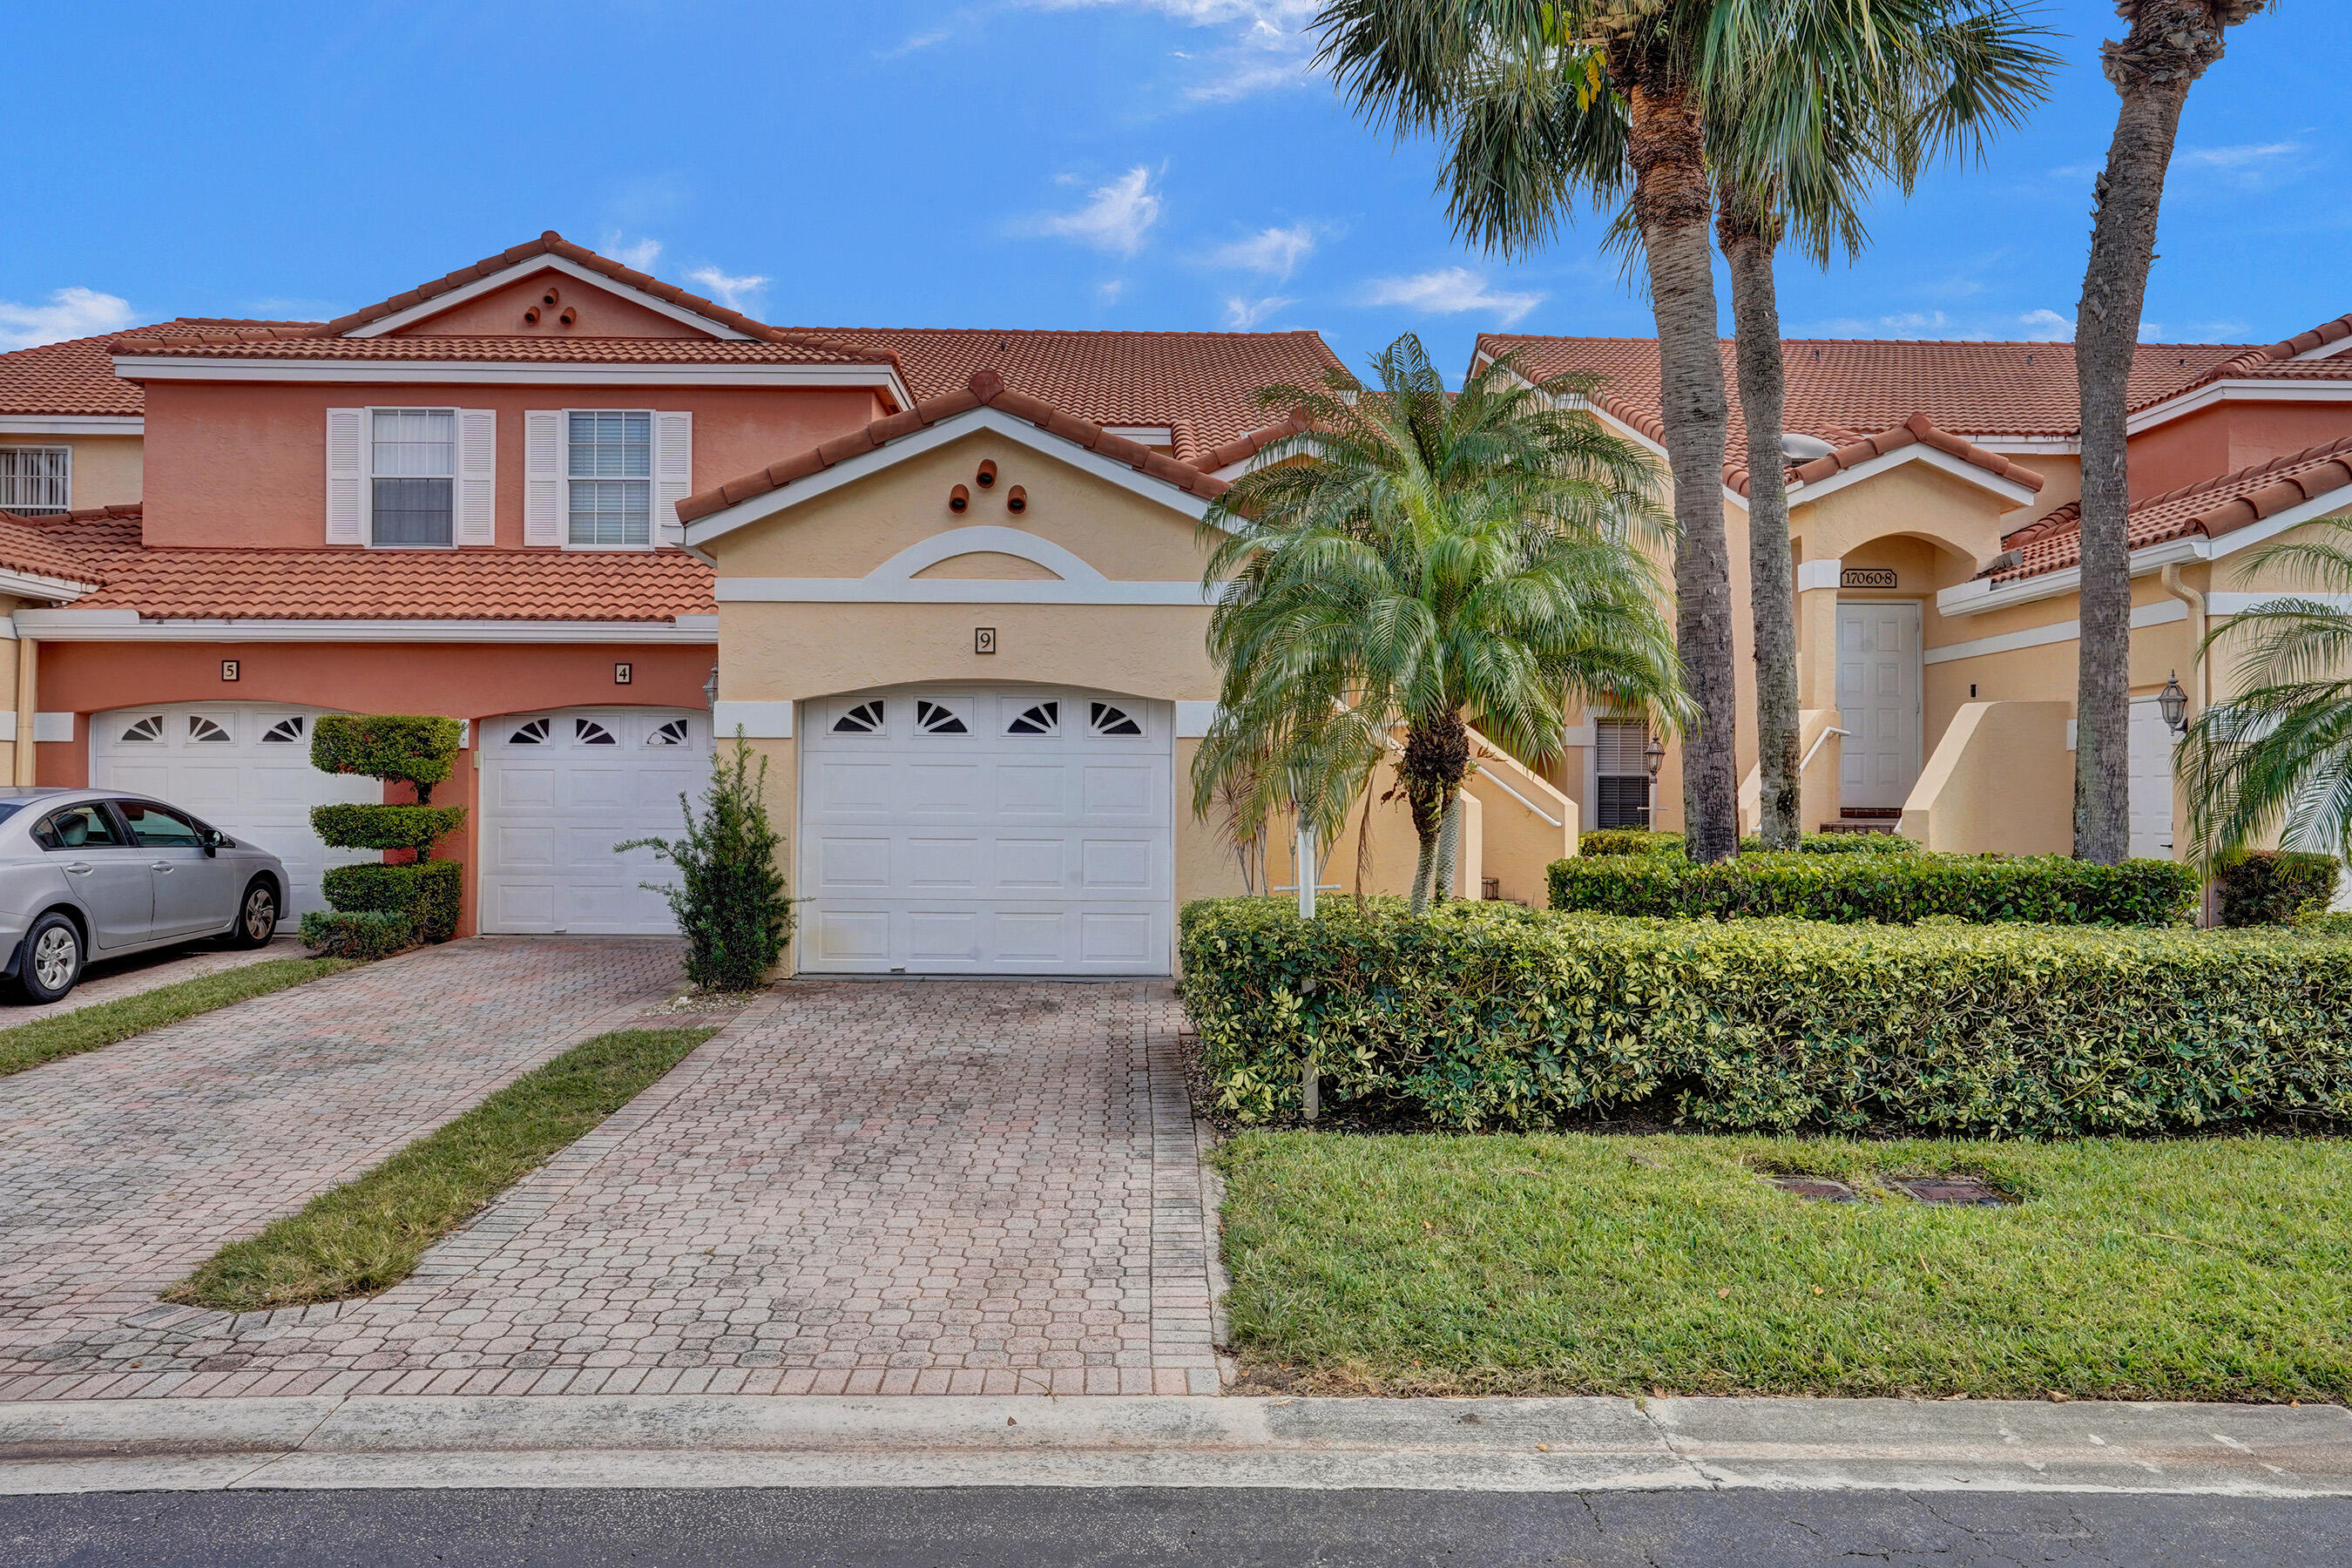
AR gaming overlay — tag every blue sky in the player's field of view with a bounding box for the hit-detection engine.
[7,1,2345,375]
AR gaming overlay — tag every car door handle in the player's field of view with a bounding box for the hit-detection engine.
[63,862,92,875]
[151,861,173,873]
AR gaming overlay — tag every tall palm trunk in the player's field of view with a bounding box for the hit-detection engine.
[1433,792,1463,903]
[1401,712,1467,914]
[2073,1,2261,863]
[1618,54,1740,863]
[1720,188,1801,849]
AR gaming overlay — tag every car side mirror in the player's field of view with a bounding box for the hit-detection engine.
[200,830,222,856]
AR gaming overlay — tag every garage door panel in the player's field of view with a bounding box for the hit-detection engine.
[820,836,892,890]
[801,687,1171,975]
[479,708,706,935]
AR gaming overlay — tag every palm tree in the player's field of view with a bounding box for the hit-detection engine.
[2179,530,2352,866]
[2072,1,2276,864]
[1702,2,2054,845]
[1318,0,2051,853]
[1193,335,1687,912]
[1318,0,1742,861]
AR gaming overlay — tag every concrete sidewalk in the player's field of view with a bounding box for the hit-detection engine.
[3,1392,2347,1497]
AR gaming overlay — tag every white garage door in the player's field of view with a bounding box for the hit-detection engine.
[90,704,380,918]
[800,686,1173,975]
[480,707,709,934]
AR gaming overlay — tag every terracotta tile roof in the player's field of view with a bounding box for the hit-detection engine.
[1766,414,2042,498]
[1479,333,2260,446]
[113,335,881,366]
[0,320,314,416]
[2129,312,2352,413]
[0,511,106,587]
[794,328,1344,468]
[0,504,711,620]
[1996,435,2352,582]
[680,369,1231,525]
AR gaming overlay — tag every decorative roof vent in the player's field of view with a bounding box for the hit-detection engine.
[1005,484,1027,514]
[976,459,998,489]
[949,483,970,513]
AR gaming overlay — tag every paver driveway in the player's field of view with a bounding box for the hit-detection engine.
[0,975,1221,1400]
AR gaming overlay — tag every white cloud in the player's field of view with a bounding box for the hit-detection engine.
[1209,223,1316,280]
[602,233,663,274]
[686,267,769,312]
[881,28,949,57]
[1033,166,1163,258]
[1098,280,1128,304]
[2018,308,2072,341]
[2177,141,2304,170]
[1360,267,1544,327]
[1224,294,1294,329]
[0,286,136,352]
[1037,2,1321,102]
[2139,321,2166,342]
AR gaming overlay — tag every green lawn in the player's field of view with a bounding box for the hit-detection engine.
[0,956,357,1080]
[1213,1131,2352,1402]
[167,1026,715,1312]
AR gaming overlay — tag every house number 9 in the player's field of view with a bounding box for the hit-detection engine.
[975,627,998,655]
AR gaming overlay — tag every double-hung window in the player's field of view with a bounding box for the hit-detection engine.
[369,409,456,546]
[567,410,652,547]
[0,447,71,516]
[1593,718,1653,829]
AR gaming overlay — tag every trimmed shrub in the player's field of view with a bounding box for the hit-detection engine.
[1578,828,1916,857]
[2216,851,2342,927]
[296,909,416,960]
[311,714,463,794]
[618,731,791,991]
[305,713,467,958]
[1178,897,2352,1136]
[1548,850,2195,926]
[321,861,463,944]
[309,804,467,855]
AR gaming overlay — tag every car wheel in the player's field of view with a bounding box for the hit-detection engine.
[13,912,82,1004]
[228,878,280,950]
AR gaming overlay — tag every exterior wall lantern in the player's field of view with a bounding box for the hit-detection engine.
[702,666,720,709]
[1644,732,1666,780]
[2158,671,2188,734]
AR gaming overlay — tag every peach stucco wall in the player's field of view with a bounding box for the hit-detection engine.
[137,381,889,549]
[2129,400,2352,501]
[30,638,714,936]
[385,269,705,339]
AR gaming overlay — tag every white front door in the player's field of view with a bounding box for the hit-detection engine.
[1835,601,1923,811]
[90,705,380,918]
[2127,695,2179,861]
[479,708,710,934]
[799,686,1173,975]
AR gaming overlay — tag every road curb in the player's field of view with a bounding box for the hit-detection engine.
[1,1393,2347,1496]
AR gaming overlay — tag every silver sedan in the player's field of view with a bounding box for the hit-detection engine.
[0,788,290,1005]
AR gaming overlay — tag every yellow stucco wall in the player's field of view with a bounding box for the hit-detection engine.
[2,435,140,510]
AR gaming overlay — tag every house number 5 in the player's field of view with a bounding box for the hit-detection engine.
[975,627,998,655]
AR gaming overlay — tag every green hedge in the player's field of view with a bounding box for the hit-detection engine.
[1548,850,2195,926]
[311,714,462,793]
[321,861,462,944]
[1578,828,1916,857]
[2217,851,2341,927]
[1178,898,2352,1136]
[296,909,416,960]
[308,804,467,855]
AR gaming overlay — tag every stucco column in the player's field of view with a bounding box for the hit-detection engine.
[1794,558,1842,710]
[12,636,35,787]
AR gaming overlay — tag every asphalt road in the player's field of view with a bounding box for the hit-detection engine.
[6,1486,2351,1566]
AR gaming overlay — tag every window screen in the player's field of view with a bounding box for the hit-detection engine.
[0,448,69,515]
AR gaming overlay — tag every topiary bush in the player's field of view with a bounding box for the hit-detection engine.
[302,713,466,958]
[1178,897,2352,1136]
[618,731,791,991]
[1549,850,2194,926]
[2215,851,2342,927]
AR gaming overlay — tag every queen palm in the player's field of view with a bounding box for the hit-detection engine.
[1316,0,2051,852]
[2178,530,2352,866]
[2073,1,2277,863]
[1193,335,1686,912]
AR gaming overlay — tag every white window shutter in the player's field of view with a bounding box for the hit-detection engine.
[524,410,564,546]
[456,409,497,544]
[654,410,693,546]
[325,408,366,544]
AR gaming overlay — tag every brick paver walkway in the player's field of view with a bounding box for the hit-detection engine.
[0,977,1222,1400]
[0,938,681,1398]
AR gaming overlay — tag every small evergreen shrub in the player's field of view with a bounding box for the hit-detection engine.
[296,909,417,960]
[1578,828,1916,857]
[619,731,791,991]
[321,861,463,944]
[1179,897,2352,1135]
[2216,851,2342,927]
[1579,828,1682,856]
[304,714,467,958]
[1549,850,2194,926]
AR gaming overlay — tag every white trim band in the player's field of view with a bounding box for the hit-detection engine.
[10,610,718,644]
[867,526,1105,584]
[344,254,754,341]
[0,713,73,743]
[1174,701,1220,739]
[714,578,1215,606]
[0,416,144,436]
[114,356,911,403]
[1922,598,2186,666]
[1794,558,1842,593]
